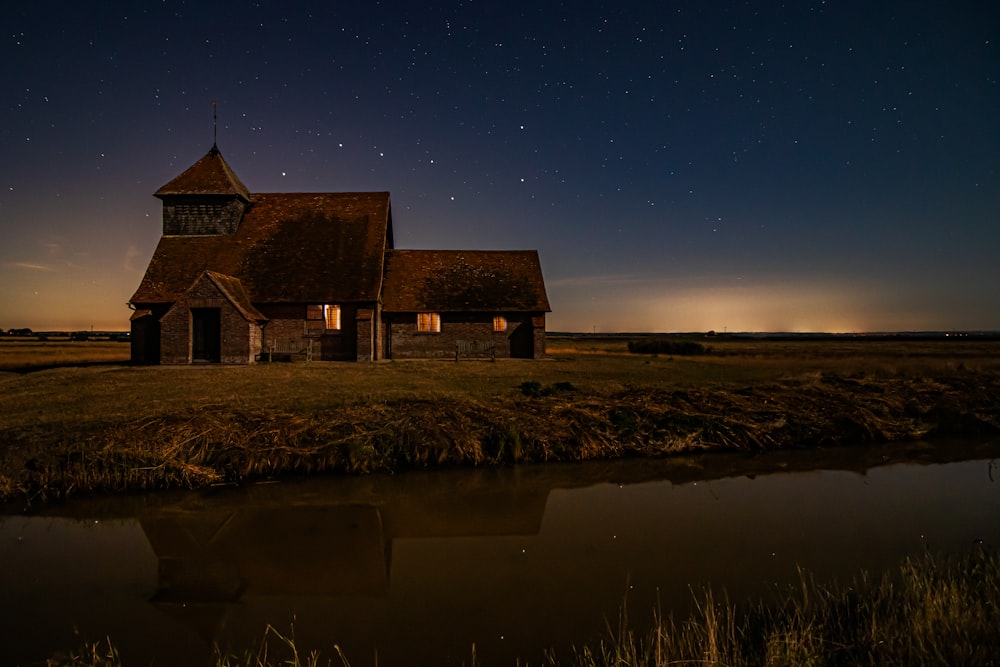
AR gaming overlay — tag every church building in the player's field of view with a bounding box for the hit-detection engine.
[128,145,550,364]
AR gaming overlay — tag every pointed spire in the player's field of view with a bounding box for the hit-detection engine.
[154,145,250,201]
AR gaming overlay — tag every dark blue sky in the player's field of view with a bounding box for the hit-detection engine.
[2,1,997,332]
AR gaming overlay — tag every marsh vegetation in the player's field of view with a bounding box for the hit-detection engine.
[4,336,999,665]
[51,548,1000,666]
[1,335,999,504]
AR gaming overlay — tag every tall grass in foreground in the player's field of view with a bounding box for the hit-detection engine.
[55,548,1000,666]
[575,547,1000,666]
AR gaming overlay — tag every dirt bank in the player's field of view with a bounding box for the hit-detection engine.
[3,368,999,506]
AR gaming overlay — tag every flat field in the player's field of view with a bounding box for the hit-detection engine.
[0,338,130,372]
[1,335,999,504]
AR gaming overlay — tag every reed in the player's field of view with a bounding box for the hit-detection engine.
[549,548,1000,666]
[2,339,999,505]
[214,624,333,667]
[48,635,120,666]
[52,548,1000,667]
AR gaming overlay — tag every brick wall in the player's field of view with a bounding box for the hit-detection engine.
[159,274,262,364]
[375,304,385,361]
[385,313,509,359]
[356,315,373,361]
[259,303,368,361]
[245,320,263,364]
[532,315,547,359]
[263,315,306,346]
[159,301,191,364]
[384,312,547,359]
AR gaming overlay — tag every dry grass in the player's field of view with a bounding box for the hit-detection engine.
[1,337,999,505]
[0,339,130,372]
[53,548,1000,667]
[556,547,1000,667]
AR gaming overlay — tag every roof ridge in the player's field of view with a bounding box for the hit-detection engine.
[154,145,250,200]
[199,270,267,322]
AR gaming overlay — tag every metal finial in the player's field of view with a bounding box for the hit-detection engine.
[212,100,218,148]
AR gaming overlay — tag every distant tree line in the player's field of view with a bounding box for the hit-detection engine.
[2,328,129,342]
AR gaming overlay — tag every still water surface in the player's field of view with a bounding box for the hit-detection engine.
[2,440,999,666]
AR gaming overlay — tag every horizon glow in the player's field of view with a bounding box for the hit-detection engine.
[1,2,997,333]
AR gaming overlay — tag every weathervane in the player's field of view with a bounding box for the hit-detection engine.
[211,100,218,148]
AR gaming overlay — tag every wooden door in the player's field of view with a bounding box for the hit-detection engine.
[191,308,221,362]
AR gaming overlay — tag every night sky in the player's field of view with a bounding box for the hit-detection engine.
[2,1,997,333]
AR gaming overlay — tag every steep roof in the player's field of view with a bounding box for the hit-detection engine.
[202,271,267,322]
[131,192,392,304]
[381,250,550,313]
[154,145,250,201]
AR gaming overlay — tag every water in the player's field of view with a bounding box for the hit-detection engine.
[2,439,999,666]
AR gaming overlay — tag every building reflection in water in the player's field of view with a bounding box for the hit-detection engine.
[5,439,997,666]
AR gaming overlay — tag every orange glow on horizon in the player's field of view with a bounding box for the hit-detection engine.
[544,277,957,334]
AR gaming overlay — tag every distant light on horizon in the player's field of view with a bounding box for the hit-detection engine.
[544,277,991,334]
[1,2,997,333]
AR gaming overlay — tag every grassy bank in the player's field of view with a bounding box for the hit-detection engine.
[53,547,1000,666]
[2,337,999,504]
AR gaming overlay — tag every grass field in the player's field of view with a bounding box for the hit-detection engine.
[1,335,999,504]
[0,338,131,371]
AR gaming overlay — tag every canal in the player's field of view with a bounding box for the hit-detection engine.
[1,438,998,666]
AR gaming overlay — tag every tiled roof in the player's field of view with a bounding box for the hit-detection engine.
[154,145,250,200]
[130,192,392,304]
[202,271,267,322]
[382,250,550,313]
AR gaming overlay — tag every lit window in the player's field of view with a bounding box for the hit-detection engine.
[417,312,441,333]
[324,304,341,331]
[307,304,340,333]
[493,316,507,332]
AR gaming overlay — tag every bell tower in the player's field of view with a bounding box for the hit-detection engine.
[154,144,251,236]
